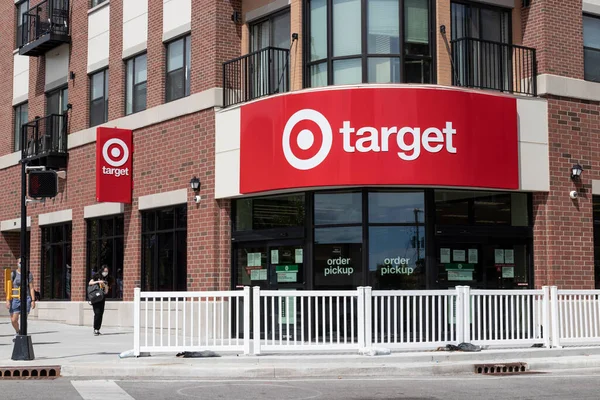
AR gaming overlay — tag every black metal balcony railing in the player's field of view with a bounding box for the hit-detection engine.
[451,37,537,96]
[22,114,69,169]
[223,47,290,108]
[20,0,70,57]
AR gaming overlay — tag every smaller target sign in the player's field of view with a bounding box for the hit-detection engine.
[96,127,133,203]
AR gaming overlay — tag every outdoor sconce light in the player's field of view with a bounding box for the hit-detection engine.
[190,176,201,191]
[190,176,201,203]
[571,164,583,181]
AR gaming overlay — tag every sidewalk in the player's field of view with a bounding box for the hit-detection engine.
[3,319,600,378]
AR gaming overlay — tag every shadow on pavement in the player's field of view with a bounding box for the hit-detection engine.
[36,351,121,360]
[32,342,61,345]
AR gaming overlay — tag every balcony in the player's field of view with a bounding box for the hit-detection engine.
[22,114,69,170]
[222,47,290,108]
[451,37,537,96]
[19,0,70,57]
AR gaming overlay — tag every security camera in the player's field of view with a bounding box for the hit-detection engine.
[569,190,578,200]
[194,195,201,204]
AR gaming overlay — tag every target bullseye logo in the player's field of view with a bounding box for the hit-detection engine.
[282,109,333,170]
[102,138,130,177]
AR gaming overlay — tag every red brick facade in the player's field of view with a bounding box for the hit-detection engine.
[0,0,598,309]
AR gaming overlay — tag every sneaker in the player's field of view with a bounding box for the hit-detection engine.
[94,330,100,336]
[13,334,17,342]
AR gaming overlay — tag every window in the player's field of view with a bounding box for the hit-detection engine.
[584,15,600,83]
[41,223,72,300]
[90,69,109,127]
[14,102,28,152]
[16,1,29,48]
[125,53,147,115]
[235,194,305,231]
[306,0,433,87]
[87,215,125,299]
[90,0,108,8]
[435,190,529,226]
[46,86,69,115]
[368,192,425,290]
[166,36,191,102]
[142,206,187,291]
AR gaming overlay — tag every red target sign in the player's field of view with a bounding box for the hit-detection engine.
[96,127,133,203]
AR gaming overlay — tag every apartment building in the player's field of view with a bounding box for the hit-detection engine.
[0,0,598,327]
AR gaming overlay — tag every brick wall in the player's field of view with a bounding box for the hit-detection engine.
[521,0,584,79]
[0,0,15,156]
[533,96,600,289]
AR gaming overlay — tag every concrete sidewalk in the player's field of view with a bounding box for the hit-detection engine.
[4,319,600,378]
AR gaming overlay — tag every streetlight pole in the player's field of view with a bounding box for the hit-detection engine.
[12,158,34,361]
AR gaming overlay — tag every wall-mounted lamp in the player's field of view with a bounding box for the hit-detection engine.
[571,164,583,181]
[190,176,201,203]
[69,71,75,80]
[231,11,241,23]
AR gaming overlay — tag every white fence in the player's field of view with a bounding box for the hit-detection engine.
[133,286,600,356]
[133,288,250,356]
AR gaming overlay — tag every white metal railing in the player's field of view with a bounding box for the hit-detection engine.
[553,288,600,347]
[465,287,549,347]
[133,287,251,356]
[369,288,460,349]
[252,287,364,355]
[132,285,600,355]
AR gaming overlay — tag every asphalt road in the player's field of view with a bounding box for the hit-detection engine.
[3,370,600,400]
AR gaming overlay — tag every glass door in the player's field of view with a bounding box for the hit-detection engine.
[249,11,291,97]
[451,2,511,91]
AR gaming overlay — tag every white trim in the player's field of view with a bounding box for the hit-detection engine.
[138,189,188,210]
[593,180,600,195]
[122,42,147,60]
[84,203,125,219]
[537,74,600,102]
[584,0,600,16]
[245,0,291,22]
[38,209,73,226]
[1,217,31,232]
[67,87,222,150]
[162,23,191,43]
[0,152,22,170]
[88,0,110,15]
[12,94,28,106]
[87,58,109,74]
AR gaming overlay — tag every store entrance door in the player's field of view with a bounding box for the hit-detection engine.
[435,236,532,290]
[233,240,305,290]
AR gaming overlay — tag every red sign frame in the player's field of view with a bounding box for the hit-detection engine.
[239,87,518,194]
[96,127,133,203]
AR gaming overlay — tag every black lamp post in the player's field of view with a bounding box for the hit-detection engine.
[571,164,584,181]
[190,176,200,191]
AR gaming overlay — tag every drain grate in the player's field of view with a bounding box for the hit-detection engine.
[474,362,528,375]
[0,366,61,380]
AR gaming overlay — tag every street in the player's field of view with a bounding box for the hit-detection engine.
[2,370,600,400]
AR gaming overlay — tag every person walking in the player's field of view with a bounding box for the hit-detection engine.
[88,265,111,336]
[5,258,36,341]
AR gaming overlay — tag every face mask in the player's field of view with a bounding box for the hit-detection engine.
[102,271,108,277]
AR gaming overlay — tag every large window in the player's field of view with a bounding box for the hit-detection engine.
[235,194,305,231]
[313,192,363,289]
[166,35,191,102]
[14,102,28,152]
[125,53,147,115]
[368,192,426,289]
[306,0,433,87]
[87,215,125,299]
[435,190,529,226]
[16,0,28,48]
[584,15,600,83]
[90,0,108,8]
[142,206,187,291]
[90,69,109,127]
[41,223,72,300]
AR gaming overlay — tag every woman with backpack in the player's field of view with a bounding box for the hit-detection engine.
[5,258,36,341]
[88,265,111,336]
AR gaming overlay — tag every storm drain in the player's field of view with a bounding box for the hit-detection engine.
[0,366,61,380]
[474,362,528,375]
